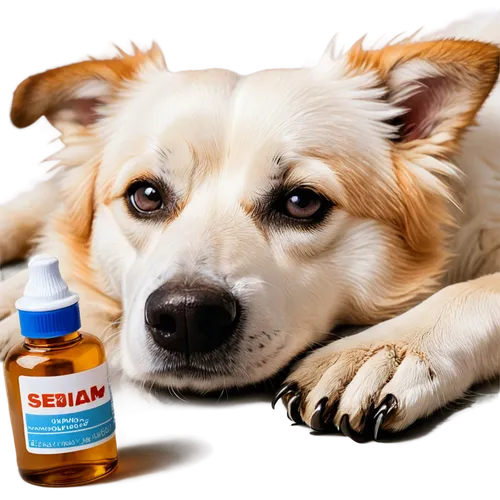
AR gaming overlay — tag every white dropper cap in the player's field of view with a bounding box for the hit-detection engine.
[15,255,79,312]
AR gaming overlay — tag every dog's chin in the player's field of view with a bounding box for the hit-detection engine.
[128,365,262,393]
[123,345,291,393]
[152,352,235,378]
[119,342,242,391]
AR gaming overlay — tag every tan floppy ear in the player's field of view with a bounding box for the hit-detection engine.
[346,39,499,154]
[10,43,166,136]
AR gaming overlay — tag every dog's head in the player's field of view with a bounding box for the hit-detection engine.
[11,38,499,390]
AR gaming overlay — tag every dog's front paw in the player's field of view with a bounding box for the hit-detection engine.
[0,314,22,360]
[274,318,469,442]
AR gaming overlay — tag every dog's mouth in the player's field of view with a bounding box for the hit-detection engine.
[146,339,240,376]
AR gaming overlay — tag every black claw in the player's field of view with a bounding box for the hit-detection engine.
[287,393,303,424]
[271,382,297,409]
[358,401,376,437]
[372,394,398,441]
[310,397,328,432]
[340,415,373,444]
[340,415,359,443]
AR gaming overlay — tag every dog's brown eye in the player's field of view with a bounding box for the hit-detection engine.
[284,189,323,219]
[129,182,163,213]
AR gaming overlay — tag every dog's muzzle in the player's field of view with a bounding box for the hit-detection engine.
[145,280,241,354]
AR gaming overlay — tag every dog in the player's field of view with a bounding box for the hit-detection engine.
[1,14,499,443]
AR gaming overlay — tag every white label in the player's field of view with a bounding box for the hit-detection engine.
[19,362,116,455]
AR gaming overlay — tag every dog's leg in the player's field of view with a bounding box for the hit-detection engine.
[0,268,28,320]
[0,269,28,358]
[0,314,23,359]
[0,179,59,264]
[277,274,500,440]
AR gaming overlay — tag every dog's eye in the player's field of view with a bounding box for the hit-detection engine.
[283,189,324,219]
[128,182,164,213]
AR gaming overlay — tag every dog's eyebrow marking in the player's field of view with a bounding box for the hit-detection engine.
[154,145,172,162]
[269,153,289,182]
[148,139,173,175]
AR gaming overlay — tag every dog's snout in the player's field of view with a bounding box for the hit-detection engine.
[145,281,240,353]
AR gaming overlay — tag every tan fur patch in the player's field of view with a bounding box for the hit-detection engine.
[301,151,449,256]
[347,39,499,83]
[50,162,99,293]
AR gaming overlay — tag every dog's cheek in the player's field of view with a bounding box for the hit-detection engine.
[91,206,137,301]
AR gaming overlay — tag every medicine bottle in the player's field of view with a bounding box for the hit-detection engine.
[3,255,118,486]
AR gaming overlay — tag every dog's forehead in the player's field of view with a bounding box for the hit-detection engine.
[103,67,240,186]
[99,63,391,200]
[220,66,387,188]
[138,67,240,134]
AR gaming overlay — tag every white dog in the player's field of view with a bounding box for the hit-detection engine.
[1,14,499,442]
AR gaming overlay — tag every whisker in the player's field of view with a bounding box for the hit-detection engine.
[173,386,188,402]
[100,317,123,332]
[237,278,279,292]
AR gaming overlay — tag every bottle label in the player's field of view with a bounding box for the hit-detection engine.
[18,362,116,455]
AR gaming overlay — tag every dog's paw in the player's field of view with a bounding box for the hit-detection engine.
[0,314,22,360]
[0,292,18,323]
[274,316,470,442]
[0,292,17,322]
[0,267,27,321]
[0,307,12,322]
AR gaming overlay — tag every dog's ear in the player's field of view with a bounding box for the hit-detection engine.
[319,39,499,263]
[10,43,166,136]
[346,39,498,246]
[342,39,499,154]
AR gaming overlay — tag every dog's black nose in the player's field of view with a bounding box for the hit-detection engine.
[145,281,240,353]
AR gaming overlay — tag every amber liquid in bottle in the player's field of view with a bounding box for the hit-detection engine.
[4,331,118,487]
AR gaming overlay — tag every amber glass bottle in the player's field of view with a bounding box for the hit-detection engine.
[3,256,118,486]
